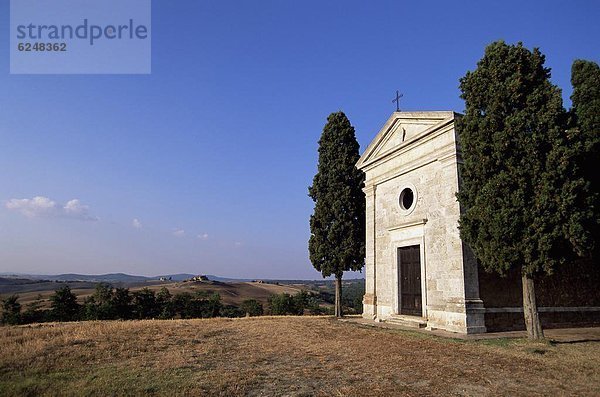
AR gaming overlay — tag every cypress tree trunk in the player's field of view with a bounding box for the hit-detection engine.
[334,276,343,318]
[522,273,544,340]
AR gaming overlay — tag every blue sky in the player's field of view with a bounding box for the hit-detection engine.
[0,1,598,279]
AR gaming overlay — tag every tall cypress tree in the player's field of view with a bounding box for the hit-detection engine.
[457,41,593,339]
[309,111,365,317]
[571,59,600,254]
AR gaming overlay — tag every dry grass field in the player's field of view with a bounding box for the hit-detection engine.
[1,317,599,396]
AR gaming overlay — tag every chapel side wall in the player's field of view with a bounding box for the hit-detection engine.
[424,152,472,332]
[478,258,600,308]
[453,132,486,332]
[480,258,600,331]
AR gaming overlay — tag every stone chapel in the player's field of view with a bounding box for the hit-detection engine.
[357,111,599,334]
[357,111,485,333]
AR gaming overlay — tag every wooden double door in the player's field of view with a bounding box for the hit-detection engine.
[398,245,422,316]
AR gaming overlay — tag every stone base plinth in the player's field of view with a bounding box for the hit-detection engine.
[362,294,377,319]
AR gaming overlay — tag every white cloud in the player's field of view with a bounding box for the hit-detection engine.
[172,228,185,237]
[5,196,97,221]
[132,218,142,229]
[64,199,91,217]
[197,233,209,240]
[234,241,242,247]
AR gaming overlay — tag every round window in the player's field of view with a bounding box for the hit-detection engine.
[398,183,417,214]
[399,188,414,210]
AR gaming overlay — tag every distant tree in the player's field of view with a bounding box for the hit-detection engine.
[111,287,132,320]
[457,41,594,340]
[189,292,222,318]
[156,287,175,319]
[240,299,263,317]
[96,283,116,320]
[1,295,22,325]
[172,292,222,319]
[309,111,365,317]
[50,286,80,322]
[342,281,366,314]
[173,292,194,319]
[268,292,307,315]
[82,296,98,321]
[204,293,222,318]
[317,290,335,305]
[292,290,310,314]
[307,302,325,315]
[220,305,245,318]
[83,284,116,321]
[571,59,600,253]
[22,294,46,324]
[132,288,158,319]
[268,293,296,315]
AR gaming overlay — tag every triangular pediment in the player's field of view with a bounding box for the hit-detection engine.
[357,111,456,169]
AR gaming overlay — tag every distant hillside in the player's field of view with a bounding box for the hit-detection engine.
[0,277,99,295]
[1,273,245,283]
[5,273,195,283]
[38,273,150,283]
[204,275,255,282]
[0,271,365,285]
[2,279,307,309]
[0,272,365,298]
[0,277,37,286]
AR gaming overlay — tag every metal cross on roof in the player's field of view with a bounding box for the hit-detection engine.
[392,90,403,112]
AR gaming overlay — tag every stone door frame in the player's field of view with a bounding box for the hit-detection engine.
[392,232,427,319]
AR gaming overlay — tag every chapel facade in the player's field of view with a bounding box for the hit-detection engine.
[357,111,486,333]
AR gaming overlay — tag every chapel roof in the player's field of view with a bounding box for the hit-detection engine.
[356,111,459,170]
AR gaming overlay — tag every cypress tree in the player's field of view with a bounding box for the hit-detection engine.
[571,59,600,254]
[309,111,365,317]
[457,41,593,340]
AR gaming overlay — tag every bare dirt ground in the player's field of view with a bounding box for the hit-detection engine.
[0,317,598,396]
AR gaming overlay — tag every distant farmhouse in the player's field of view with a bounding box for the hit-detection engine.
[186,275,209,282]
[358,111,599,333]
